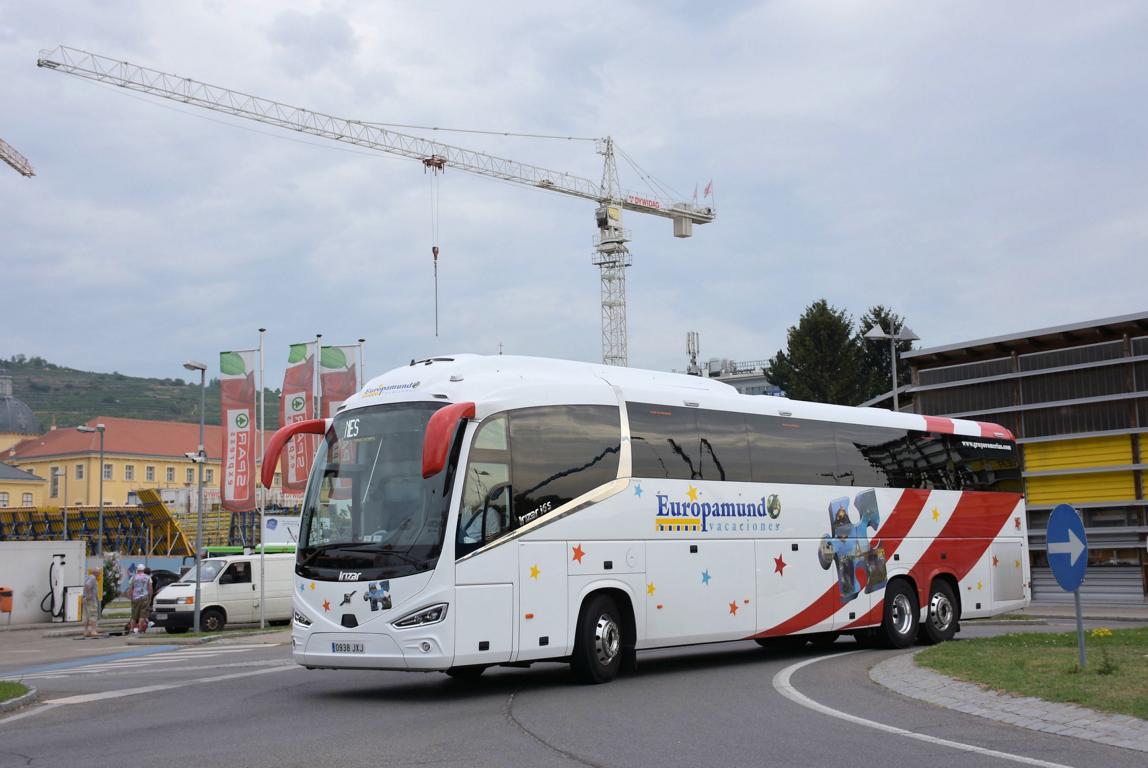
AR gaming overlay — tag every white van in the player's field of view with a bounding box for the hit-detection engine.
[150,553,295,632]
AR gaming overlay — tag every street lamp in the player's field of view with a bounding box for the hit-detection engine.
[863,324,920,412]
[183,360,207,634]
[76,423,106,558]
[53,467,68,540]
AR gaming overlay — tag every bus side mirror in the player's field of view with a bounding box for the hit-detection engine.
[261,418,330,489]
[422,402,476,479]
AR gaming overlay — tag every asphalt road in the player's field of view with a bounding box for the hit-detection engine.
[1,618,1144,768]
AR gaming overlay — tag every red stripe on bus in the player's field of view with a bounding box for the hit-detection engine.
[753,489,930,638]
[976,421,1015,440]
[842,492,1022,630]
[922,415,955,434]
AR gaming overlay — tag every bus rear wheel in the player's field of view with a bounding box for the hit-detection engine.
[572,594,623,684]
[920,579,958,645]
[879,580,918,648]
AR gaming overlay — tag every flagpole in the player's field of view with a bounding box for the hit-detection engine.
[257,328,266,629]
[358,338,366,390]
[314,334,323,420]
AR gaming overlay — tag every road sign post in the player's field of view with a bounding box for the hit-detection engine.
[1046,503,1088,669]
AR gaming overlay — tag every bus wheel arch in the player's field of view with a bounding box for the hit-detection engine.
[920,574,959,645]
[571,588,635,684]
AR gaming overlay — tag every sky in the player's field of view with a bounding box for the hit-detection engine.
[3,1,1147,389]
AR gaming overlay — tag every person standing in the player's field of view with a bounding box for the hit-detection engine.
[126,565,152,634]
[82,569,101,638]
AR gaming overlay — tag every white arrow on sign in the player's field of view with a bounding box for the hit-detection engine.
[1048,528,1085,566]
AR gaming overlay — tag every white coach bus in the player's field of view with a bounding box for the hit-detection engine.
[263,354,1028,684]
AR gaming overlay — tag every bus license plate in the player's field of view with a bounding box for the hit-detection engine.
[331,642,364,654]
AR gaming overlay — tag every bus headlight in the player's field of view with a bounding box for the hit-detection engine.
[293,609,312,627]
[391,603,448,629]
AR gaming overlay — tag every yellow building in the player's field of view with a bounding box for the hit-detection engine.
[5,416,225,507]
[0,461,45,508]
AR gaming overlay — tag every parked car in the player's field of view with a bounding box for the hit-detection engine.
[149,553,294,632]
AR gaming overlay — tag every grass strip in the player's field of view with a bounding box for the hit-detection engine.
[917,627,1148,720]
[0,681,29,703]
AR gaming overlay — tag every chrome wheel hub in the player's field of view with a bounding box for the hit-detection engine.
[929,592,954,631]
[890,593,914,636]
[594,613,620,666]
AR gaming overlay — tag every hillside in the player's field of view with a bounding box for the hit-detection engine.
[2,355,282,432]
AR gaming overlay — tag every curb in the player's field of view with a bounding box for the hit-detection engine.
[870,650,1148,753]
[0,686,38,714]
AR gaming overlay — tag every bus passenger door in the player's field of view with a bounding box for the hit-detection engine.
[516,541,568,661]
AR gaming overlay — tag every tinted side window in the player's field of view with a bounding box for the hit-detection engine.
[628,403,701,480]
[747,415,837,485]
[510,405,621,524]
[697,409,752,481]
[947,436,1022,492]
[834,424,910,488]
[457,415,512,558]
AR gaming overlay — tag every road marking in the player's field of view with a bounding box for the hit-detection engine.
[772,652,1077,768]
[0,663,296,725]
[7,645,277,680]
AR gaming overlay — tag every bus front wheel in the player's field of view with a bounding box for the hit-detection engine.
[571,594,623,684]
[879,579,918,648]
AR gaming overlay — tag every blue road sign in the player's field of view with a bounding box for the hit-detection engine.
[1047,503,1088,592]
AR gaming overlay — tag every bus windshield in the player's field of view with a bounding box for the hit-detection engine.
[297,402,452,581]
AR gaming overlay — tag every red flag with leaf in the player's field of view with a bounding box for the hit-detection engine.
[219,350,257,512]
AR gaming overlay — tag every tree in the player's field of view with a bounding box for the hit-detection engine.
[766,299,868,405]
[858,305,915,403]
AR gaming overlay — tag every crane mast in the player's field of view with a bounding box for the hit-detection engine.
[38,45,715,365]
[0,138,35,177]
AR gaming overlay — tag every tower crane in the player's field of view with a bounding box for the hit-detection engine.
[37,45,716,366]
[0,138,35,177]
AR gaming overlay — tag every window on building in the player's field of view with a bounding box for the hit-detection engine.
[206,469,214,484]
[22,493,32,506]
[146,466,155,482]
[0,492,8,508]
[166,467,175,483]
[103,464,113,481]
[274,472,281,485]
[50,467,60,497]
[124,465,135,481]
[186,468,195,484]
[75,464,84,481]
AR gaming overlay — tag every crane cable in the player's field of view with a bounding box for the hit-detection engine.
[429,163,441,337]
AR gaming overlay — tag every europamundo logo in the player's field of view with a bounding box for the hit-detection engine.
[655,486,782,533]
[362,381,421,398]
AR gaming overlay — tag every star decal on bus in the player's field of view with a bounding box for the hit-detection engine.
[774,554,787,575]
[633,483,643,497]
[322,599,331,612]
[931,507,940,522]
[992,555,999,567]
[1014,517,1022,530]
[728,601,738,615]
[530,564,541,580]
[647,582,656,596]
[701,569,711,585]
[977,581,983,590]
[572,544,585,563]
[686,485,699,502]
[1015,559,1022,569]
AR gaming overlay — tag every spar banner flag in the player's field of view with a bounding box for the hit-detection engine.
[320,345,359,418]
[219,350,257,513]
[280,342,317,491]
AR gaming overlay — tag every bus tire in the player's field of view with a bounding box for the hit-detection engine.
[445,665,486,680]
[571,594,623,684]
[879,579,918,648]
[920,579,958,645]
[200,608,226,633]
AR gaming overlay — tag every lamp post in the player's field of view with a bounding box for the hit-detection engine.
[863,324,920,412]
[53,467,68,540]
[183,360,208,634]
[76,423,106,558]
